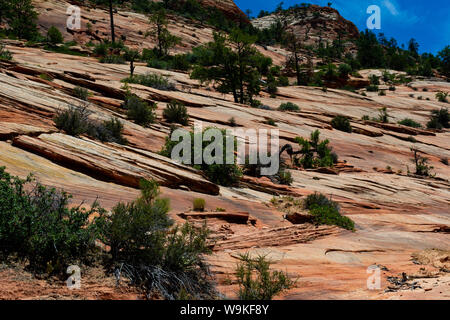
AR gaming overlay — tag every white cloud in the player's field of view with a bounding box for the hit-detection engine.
[383,0,399,16]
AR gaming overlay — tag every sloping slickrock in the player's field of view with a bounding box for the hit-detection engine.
[12,133,219,195]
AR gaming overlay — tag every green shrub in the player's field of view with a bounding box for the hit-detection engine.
[228,117,237,127]
[54,105,128,144]
[0,42,12,60]
[369,75,380,85]
[389,86,396,91]
[100,54,125,64]
[46,26,63,45]
[278,76,289,87]
[278,170,293,186]
[160,127,242,186]
[95,117,128,145]
[193,198,206,212]
[331,116,352,133]
[147,58,170,70]
[436,91,449,103]
[0,167,105,274]
[377,107,389,123]
[338,63,352,78]
[410,147,434,177]
[366,85,379,92]
[304,193,354,230]
[266,118,276,126]
[309,205,355,231]
[294,130,335,169]
[54,105,91,136]
[124,95,157,127]
[378,90,386,96]
[362,115,370,121]
[95,179,215,299]
[427,108,449,129]
[304,192,340,211]
[73,86,90,101]
[398,118,422,128]
[163,100,189,125]
[39,73,53,81]
[123,73,175,91]
[236,253,294,300]
[278,102,300,112]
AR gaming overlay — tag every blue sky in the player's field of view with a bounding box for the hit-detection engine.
[235,0,450,54]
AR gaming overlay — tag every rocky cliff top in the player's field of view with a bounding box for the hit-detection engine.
[252,4,359,49]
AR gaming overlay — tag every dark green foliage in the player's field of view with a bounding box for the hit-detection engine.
[266,118,277,126]
[0,167,105,274]
[146,9,181,58]
[436,91,449,103]
[377,107,390,123]
[0,42,12,60]
[97,117,128,145]
[309,205,355,231]
[1,0,38,40]
[73,86,90,101]
[438,46,450,78]
[338,63,352,78]
[123,95,157,127]
[191,29,272,104]
[123,73,176,91]
[54,105,127,144]
[410,147,434,177]
[427,107,449,129]
[331,116,352,133]
[236,253,294,300]
[278,102,300,112]
[294,130,336,169]
[95,179,215,299]
[46,26,63,45]
[163,100,189,125]
[193,198,205,212]
[54,105,92,137]
[100,54,126,64]
[160,127,242,186]
[366,85,379,92]
[304,193,354,231]
[398,118,422,128]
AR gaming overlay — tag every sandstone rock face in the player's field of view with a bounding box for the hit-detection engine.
[252,5,359,50]
[200,0,249,23]
[0,1,449,300]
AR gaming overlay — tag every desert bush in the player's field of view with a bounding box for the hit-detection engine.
[303,192,354,230]
[427,108,449,129]
[193,198,206,212]
[236,253,294,300]
[398,118,422,128]
[95,179,215,299]
[0,42,12,60]
[160,127,242,186]
[377,107,390,123]
[46,26,63,45]
[277,170,293,186]
[73,86,90,101]
[369,75,380,85]
[309,205,355,231]
[278,102,300,112]
[366,85,379,92]
[123,73,175,91]
[294,130,336,169]
[54,105,91,136]
[331,116,352,133]
[266,118,276,126]
[378,90,386,96]
[163,100,189,125]
[124,95,157,127]
[410,147,434,177]
[435,91,448,103]
[228,117,237,127]
[95,117,128,145]
[100,54,125,64]
[389,86,396,91]
[338,63,352,78]
[0,167,105,274]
